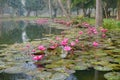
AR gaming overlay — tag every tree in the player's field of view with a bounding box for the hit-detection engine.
[7,0,23,16]
[117,0,120,20]
[102,0,117,18]
[95,0,103,27]
[25,0,45,16]
[0,0,7,15]
[57,0,70,19]
[71,0,95,17]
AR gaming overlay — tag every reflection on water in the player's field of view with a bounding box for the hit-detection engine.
[0,20,63,44]
[0,73,33,80]
[67,69,107,80]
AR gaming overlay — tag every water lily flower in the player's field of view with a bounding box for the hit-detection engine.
[70,41,75,46]
[38,45,46,51]
[32,49,36,52]
[61,38,68,46]
[26,44,30,48]
[75,39,79,43]
[32,55,44,61]
[102,33,106,38]
[64,46,71,51]
[50,43,58,49]
[79,31,83,35]
[93,41,99,47]
[55,36,60,40]
[101,28,107,33]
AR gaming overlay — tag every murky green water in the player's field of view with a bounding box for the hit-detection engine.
[0,20,63,44]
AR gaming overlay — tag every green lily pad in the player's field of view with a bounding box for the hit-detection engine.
[50,72,68,80]
[94,66,113,71]
[35,71,52,79]
[114,58,120,63]
[104,72,120,80]
[73,65,88,70]
[4,67,23,74]
[104,46,116,50]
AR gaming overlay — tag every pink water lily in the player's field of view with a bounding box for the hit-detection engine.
[38,45,46,51]
[93,41,99,47]
[102,33,106,38]
[70,41,75,46]
[79,31,83,35]
[61,38,68,46]
[32,55,44,61]
[32,49,36,52]
[26,44,30,48]
[55,36,60,40]
[64,46,71,51]
[101,28,107,33]
[50,43,58,49]
[75,39,79,43]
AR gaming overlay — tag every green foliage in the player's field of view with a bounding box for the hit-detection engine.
[25,0,45,11]
[103,19,120,30]
[7,0,23,9]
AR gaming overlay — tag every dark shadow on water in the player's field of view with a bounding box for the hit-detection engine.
[0,72,33,80]
[66,69,107,80]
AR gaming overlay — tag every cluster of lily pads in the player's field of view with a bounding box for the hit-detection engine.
[29,22,108,61]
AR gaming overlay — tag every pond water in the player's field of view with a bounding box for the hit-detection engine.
[0,69,107,80]
[0,20,63,45]
[0,20,109,80]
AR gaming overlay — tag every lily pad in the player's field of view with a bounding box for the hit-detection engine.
[94,66,113,71]
[104,72,120,80]
[50,72,68,80]
[104,46,116,50]
[35,71,52,79]
[73,65,88,70]
[4,66,24,74]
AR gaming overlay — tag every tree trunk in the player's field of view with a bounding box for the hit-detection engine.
[117,0,120,20]
[95,0,103,27]
[35,10,38,17]
[58,0,70,20]
[0,7,3,15]
[27,10,31,17]
[83,8,87,17]
[49,0,52,19]
[67,0,71,16]
[76,7,79,15]
[53,8,57,18]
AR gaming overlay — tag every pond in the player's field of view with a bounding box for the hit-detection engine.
[0,20,63,44]
[0,20,119,80]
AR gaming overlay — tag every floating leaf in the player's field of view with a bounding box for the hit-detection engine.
[94,66,113,71]
[50,72,68,80]
[104,72,120,80]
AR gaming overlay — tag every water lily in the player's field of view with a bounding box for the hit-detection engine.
[93,41,99,47]
[32,49,36,52]
[38,45,46,51]
[55,36,60,41]
[101,28,107,33]
[79,31,83,35]
[50,43,58,49]
[70,41,75,46]
[26,44,30,48]
[75,39,79,43]
[32,55,44,61]
[61,38,68,46]
[102,33,106,38]
[64,46,71,51]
